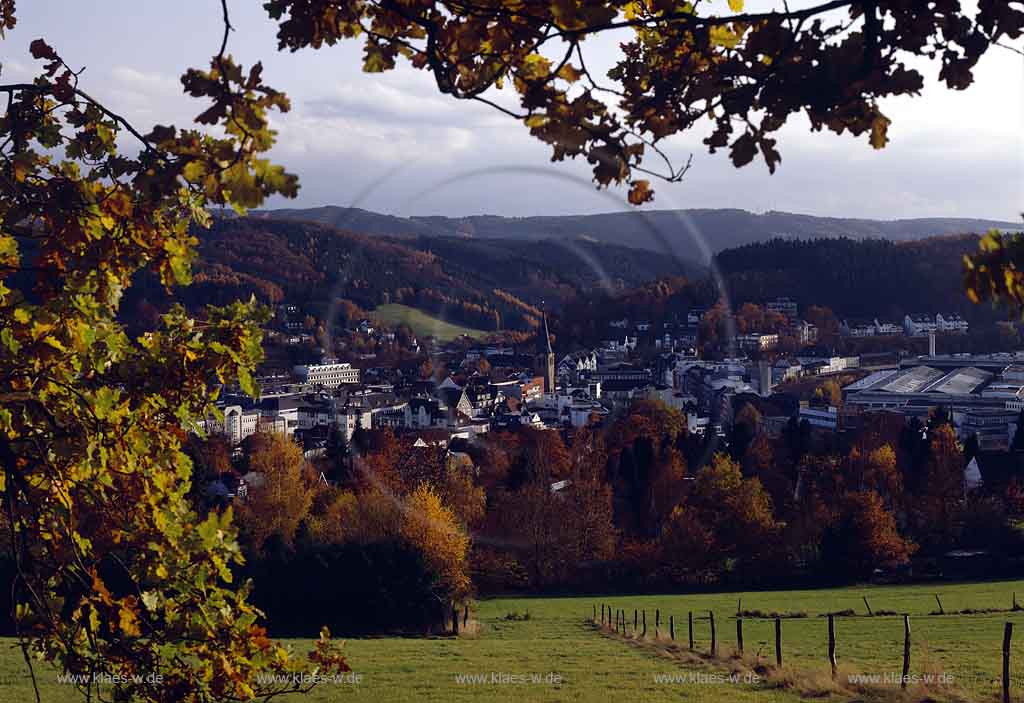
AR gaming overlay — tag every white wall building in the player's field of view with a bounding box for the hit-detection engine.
[293,361,360,387]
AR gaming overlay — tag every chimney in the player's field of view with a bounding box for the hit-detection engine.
[929,330,936,357]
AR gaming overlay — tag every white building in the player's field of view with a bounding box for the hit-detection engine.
[293,361,360,387]
[904,314,969,337]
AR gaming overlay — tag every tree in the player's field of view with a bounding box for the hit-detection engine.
[910,424,966,552]
[267,0,1021,204]
[400,484,471,602]
[236,433,317,555]
[668,453,782,576]
[0,8,346,699]
[660,505,716,581]
[492,482,565,587]
[821,491,915,579]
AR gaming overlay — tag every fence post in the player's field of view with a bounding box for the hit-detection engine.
[634,609,638,631]
[670,615,675,641]
[828,614,837,680]
[934,594,945,615]
[775,617,782,668]
[863,596,873,616]
[736,617,744,655]
[1004,622,1013,703]
[710,611,717,657]
[688,611,694,650]
[656,609,660,637]
[901,615,911,690]
[453,606,459,635]
[642,609,647,638]
[601,604,605,625]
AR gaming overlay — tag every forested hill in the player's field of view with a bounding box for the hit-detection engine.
[137,216,698,333]
[713,235,1009,322]
[248,206,1020,258]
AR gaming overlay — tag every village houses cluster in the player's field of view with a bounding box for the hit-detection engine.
[194,297,1023,476]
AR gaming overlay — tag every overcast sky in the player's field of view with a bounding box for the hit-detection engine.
[4,1,1022,220]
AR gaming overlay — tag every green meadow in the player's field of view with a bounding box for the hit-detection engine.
[4,580,1024,702]
[370,304,490,342]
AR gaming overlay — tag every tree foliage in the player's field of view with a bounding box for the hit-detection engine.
[265,0,1022,202]
[235,433,318,555]
[0,4,346,699]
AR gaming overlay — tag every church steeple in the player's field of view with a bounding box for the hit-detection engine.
[535,310,555,393]
[537,313,553,355]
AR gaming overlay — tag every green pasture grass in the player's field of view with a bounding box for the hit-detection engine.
[3,579,1024,702]
[370,304,489,342]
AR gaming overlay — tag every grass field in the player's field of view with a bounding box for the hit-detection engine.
[371,304,490,342]
[4,580,1024,702]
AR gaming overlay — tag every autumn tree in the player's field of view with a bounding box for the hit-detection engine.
[0,0,360,696]
[820,490,915,579]
[663,453,782,577]
[235,433,318,555]
[400,484,472,603]
[268,0,1020,205]
[910,424,966,552]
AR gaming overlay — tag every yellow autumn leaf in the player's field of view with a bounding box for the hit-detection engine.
[728,0,744,11]
[870,114,891,149]
[710,25,741,49]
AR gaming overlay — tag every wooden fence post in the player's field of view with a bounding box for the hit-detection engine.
[452,606,459,636]
[934,594,945,615]
[634,609,638,631]
[710,611,717,657]
[688,611,694,650]
[642,609,647,638]
[901,615,911,690]
[1003,622,1013,703]
[827,614,837,680]
[736,617,744,655]
[737,598,742,616]
[775,617,782,668]
[862,596,873,616]
[670,615,675,641]
[656,609,660,637]
[601,604,605,625]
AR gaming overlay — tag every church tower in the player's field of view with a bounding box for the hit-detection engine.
[535,313,556,393]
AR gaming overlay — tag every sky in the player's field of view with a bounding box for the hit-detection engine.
[3,0,1023,220]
